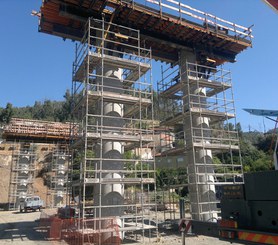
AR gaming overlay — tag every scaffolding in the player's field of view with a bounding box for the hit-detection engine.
[8,142,36,210]
[158,60,243,221]
[3,118,74,142]
[49,143,71,208]
[70,18,157,244]
[37,0,253,229]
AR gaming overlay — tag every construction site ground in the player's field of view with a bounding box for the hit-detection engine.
[0,210,65,245]
[0,210,241,245]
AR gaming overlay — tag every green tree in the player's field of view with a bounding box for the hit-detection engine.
[58,89,72,122]
[0,103,14,124]
[240,138,273,172]
[250,154,273,171]
[256,134,273,153]
[156,167,187,189]
[236,122,243,138]
[42,100,54,120]
[32,101,43,119]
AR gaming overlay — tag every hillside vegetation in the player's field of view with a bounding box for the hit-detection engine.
[0,89,276,175]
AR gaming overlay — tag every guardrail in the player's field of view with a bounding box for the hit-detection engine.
[146,0,253,41]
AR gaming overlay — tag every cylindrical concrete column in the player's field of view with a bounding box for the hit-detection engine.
[55,156,66,207]
[17,154,31,206]
[93,61,125,241]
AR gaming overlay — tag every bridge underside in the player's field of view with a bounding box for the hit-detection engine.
[39,0,252,65]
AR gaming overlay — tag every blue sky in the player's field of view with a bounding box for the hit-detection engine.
[0,0,277,132]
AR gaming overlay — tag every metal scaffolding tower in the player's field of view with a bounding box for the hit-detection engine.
[38,0,253,229]
[158,59,243,221]
[70,18,157,244]
[49,144,70,208]
[8,142,36,210]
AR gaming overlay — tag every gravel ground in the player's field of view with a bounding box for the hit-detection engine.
[0,210,64,245]
[0,210,241,245]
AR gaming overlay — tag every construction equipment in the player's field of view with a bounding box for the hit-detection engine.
[182,170,278,244]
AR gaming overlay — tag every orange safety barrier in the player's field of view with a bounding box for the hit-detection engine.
[39,215,122,245]
[238,231,278,245]
[49,217,63,240]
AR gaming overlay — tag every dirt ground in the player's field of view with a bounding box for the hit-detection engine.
[0,153,12,207]
[0,210,241,245]
[0,210,65,245]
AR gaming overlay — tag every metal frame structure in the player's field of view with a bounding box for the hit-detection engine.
[49,143,71,208]
[37,0,254,230]
[158,60,243,221]
[3,118,73,209]
[70,18,157,244]
[8,142,36,210]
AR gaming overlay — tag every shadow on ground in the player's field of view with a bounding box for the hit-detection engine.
[0,219,47,242]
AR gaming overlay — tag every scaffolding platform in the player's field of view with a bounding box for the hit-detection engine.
[188,76,232,97]
[87,90,151,106]
[84,177,155,185]
[161,108,235,126]
[195,163,243,168]
[159,81,182,98]
[73,52,150,82]
[71,131,154,149]
[72,91,152,118]
[86,132,153,142]
[159,76,232,99]
[187,107,235,120]
[191,142,239,151]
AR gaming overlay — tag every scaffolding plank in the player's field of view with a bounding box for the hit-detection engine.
[159,81,182,98]
[188,107,235,120]
[86,132,153,142]
[88,90,152,105]
[192,142,239,150]
[188,76,231,89]
[84,177,155,184]
[188,75,232,97]
[73,52,150,82]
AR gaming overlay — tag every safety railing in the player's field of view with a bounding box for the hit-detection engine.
[146,0,253,42]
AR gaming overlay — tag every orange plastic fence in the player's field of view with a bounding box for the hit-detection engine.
[39,214,121,245]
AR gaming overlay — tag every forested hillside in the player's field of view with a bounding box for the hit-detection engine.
[0,89,276,174]
[0,90,72,124]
